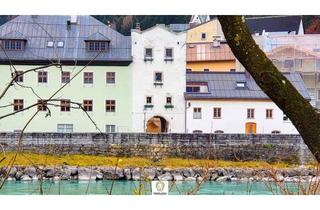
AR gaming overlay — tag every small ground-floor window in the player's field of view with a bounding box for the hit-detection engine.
[106,124,116,133]
[57,124,73,133]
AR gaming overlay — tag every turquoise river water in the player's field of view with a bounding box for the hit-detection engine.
[0,180,301,195]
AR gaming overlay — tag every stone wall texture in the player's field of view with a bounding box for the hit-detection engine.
[0,133,315,163]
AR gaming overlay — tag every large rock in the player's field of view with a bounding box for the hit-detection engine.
[101,167,124,180]
[185,177,196,181]
[15,171,24,180]
[173,173,184,181]
[124,168,131,180]
[24,167,37,177]
[142,168,156,180]
[182,168,195,178]
[45,168,56,178]
[158,172,173,181]
[20,175,32,181]
[216,176,231,182]
[78,168,98,180]
[132,168,141,181]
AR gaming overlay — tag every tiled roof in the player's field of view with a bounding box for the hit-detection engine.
[246,16,302,35]
[185,72,311,100]
[169,24,190,32]
[0,15,132,65]
[187,42,235,62]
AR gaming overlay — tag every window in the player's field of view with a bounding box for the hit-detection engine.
[37,100,47,111]
[166,97,172,104]
[106,100,116,112]
[61,71,70,83]
[13,99,23,111]
[186,86,200,93]
[230,69,236,72]
[84,72,93,84]
[106,72,115,84]
[60,100,70,112]
[318,89,320,100]
[283,114,289,121]
[146,96,152,104]
[295,59,303,68]
[83,100,93,112]
[214,130,224,134]
[38,71,48,83]
[57,124,73,133]
[193,107,202,119]
[201,33,206,40]
[57,41,64,48]
[47,41,54,48]
[165,48,173,60]
[247,108,255,119]
[14,71,23,83]
[204,68,209,72]
[266,109,273,119]
[186,68,192,72]
[154,72,163,82]
[284,59,294,68]
[271,130,281,134]
[145,48,153,58]
[316,59,320,70]
[2,39,25,50]
[236,81,246,88]
[86,41,107,51]
[106,125,116,133]
[213,107,221,119]
[192,130,203,134]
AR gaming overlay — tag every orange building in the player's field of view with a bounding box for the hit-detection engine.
[186,19,237,72]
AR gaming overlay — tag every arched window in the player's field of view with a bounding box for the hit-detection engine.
[192,130,203,134]
[271,130,281,134]
[214,130,224,134]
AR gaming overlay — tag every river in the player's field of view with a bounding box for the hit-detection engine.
[0,180,300,195]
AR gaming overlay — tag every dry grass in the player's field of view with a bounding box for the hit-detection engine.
[0,152,301,169]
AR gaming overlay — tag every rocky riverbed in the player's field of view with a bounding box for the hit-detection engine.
[0,166,319,182]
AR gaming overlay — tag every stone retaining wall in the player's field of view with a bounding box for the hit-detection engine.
[0,133,315,163]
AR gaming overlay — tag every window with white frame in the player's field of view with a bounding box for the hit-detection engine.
[106,124,116,133]
[154,72,163,82]
[57,124,73,133]
[146,96,152,104]
[193,107,202,119]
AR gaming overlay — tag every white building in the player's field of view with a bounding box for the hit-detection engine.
[185,72,310,134]
[131,25,187,133]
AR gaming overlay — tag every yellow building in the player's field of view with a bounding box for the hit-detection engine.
[186,19,236,72]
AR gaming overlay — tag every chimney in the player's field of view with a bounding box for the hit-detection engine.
[135,22,141,31]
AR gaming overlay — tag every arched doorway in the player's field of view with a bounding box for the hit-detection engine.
[245,122,257,134]
[146,116,168,133]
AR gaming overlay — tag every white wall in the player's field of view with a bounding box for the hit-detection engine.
[131,25,187,133]
[186,100,298,134]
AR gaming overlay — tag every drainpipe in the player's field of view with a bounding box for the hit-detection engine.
[185,100,191,133]
[143,109,146,132]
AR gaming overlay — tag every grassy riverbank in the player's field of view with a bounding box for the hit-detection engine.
[0,152,303,169]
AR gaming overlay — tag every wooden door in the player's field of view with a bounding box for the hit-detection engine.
[245,122,256,134]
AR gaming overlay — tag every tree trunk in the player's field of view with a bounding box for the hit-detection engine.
[218,15,320,162]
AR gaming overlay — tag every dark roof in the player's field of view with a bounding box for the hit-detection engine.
[169,24,190,32]
[0,15,132,65]
[185,72,311,100]
[246,16,302,35]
